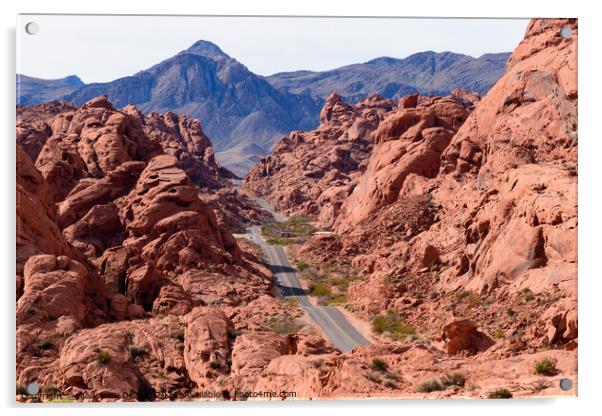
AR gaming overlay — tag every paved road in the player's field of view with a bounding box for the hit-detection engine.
[247,224,369,352]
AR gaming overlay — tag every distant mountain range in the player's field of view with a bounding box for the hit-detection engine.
[17,74,84,106]
[267,52,510,103]
[16,41,509,175]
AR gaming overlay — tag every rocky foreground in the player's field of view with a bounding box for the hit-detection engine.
[244,18,578,397]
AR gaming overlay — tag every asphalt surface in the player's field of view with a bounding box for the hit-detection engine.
[247,223,369,352]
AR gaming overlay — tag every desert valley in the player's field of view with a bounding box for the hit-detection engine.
[16,18,577,401]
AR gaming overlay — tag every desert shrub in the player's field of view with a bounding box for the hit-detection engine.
[371,311,415,340]
[416,379,444,393]
[310,359,325,369]
[534,357,558,376]
[296,261,310,271]
[365,371,382,384]
[96,349,112,365]
[227,328,239,341]
[383,379,398,389]
[35,339,54,350]
[128,344,147,360]
[263,316,302,334]
[488,388,513,399]
[169,328,185,342]
[309,282,332,297]
[262,215,314,245]
[209,361,222,370]
[441,373,466,388]
[41,383,60,395]
[369,357,389,372]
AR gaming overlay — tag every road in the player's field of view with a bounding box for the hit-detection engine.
[246,218,369,352]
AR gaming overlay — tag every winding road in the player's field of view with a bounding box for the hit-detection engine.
[244,196,369,352]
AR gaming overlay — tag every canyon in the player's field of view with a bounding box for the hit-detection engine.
[16,18,577,402]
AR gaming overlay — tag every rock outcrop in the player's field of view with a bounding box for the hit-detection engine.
[244,93,396,228]
[15,95,284,401]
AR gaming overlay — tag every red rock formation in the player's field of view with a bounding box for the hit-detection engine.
[15,95,282,401]
[335,95,470,230]
[244,93,395,228]
[246,18,578,379]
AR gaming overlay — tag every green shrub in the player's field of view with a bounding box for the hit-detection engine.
[416,379,444,393]
[369,358,389,372]
[371,311,415,340]
[96,349,112,365]
[296,261,310,272]
[441,373,466,388]
[534,357,558,376]
[309,282,332,297]
[488,388,513,399]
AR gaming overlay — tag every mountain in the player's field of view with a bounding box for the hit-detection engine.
[16,74,84,105]
[59,41,321,175]
[266,51,510,103]
[17,42,508,175]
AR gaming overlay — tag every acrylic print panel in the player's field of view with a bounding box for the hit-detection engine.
[16,14,577,402]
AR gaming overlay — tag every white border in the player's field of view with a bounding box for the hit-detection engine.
[2,0,600,415]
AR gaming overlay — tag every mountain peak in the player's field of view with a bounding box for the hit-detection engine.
[183,40,229,60]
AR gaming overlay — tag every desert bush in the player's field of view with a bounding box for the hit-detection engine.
[365,371,382,384]
[309,281,332,297]
[369,357,389,372]
[263,316,302,334]
[383,379,398,389]
[41,383,60,395]
[534,357,558,376]
[96,349,112,365]
[441,373,466,388]
[128,344,147,360]
[35,339,54,350]
[296,261,310,271]
[310,359,325,369]
[169,328,185,342]
[371,310,415,340]
[416,379,444,393]
[488,388,512,399]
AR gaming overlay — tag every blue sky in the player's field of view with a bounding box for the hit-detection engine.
[18,15,529,83]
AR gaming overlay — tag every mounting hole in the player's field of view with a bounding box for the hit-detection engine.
[25,22,39,35]
[560,26,573,39]
[25,382,40,395]
[559,378,573,391]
